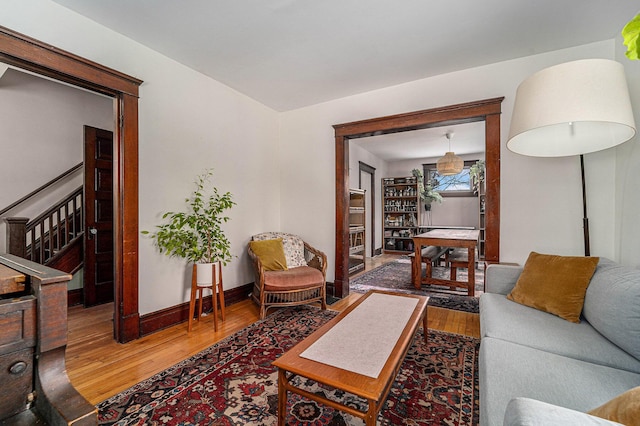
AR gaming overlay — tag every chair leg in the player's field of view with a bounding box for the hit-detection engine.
[320,285,327,311]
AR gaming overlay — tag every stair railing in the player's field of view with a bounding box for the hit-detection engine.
[6,187,83,264]
[0,163,82,218]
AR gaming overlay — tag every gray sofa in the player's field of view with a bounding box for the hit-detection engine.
[479,258,640,425]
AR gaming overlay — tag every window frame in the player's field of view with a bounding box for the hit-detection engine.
[423,160,478,197]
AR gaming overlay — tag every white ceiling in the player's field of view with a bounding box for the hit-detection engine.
[352,121,486,161]
[47,1,636,161]
[51,0,637,113]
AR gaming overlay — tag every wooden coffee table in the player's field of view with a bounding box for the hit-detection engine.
[272,290,429,425]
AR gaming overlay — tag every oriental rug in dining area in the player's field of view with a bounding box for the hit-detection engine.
[97,306,480,425]
[350,257,483,313]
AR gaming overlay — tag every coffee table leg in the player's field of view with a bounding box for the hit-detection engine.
[277,368,287,425]
[365,399,377,426]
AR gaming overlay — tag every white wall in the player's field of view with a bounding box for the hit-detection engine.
[1,0,281,315]
[280,40,622,281]
[616,35,640,269]
[0,68,113,251]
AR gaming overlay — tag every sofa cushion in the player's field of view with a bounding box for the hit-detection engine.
[252,232,307,268]
[249,238,288,271]
[583,259,640,362]
[479,337,640,426]
[263,266,324,291]
[507,252,599,323]
[505,398,624,425]
[485,264,523,295]
[480,293,640,373]
[588,386,640,425]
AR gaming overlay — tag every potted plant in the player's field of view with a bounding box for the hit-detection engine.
[422,183,443,211]
[142,169,235,284]
[411,168,442,210]
[412,168,442,226]
[469,160,486,194]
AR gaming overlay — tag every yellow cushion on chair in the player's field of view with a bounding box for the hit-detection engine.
[249,238,288,271]
[507,251,599,323]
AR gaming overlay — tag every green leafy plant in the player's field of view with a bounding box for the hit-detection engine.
[469,160,486,193]
[142,169,235,265]
[622,13,640,60]
[422,184,443,206]
[411,168,442,207]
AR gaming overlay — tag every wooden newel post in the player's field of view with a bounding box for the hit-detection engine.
[5,217,29,258]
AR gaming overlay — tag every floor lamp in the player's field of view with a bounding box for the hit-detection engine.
[507,59,636,256]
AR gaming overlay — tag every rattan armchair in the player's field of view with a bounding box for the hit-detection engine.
[248,232,327,319]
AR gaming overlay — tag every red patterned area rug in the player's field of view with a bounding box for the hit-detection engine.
[351,257,483,313]
[97,306,479,425]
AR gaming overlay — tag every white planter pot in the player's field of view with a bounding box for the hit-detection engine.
[196,262,222,286]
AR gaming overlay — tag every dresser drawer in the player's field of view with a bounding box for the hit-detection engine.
[0,296,36,355]
[0,347,34,419]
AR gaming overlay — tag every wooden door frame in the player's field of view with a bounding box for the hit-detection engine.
[358,161,376,257]
[0,26,142,343]
[333,98,504,297]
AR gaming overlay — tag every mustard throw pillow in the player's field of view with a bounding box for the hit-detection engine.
[507,252,599,323]
[588,386,640,425]
[249,238,288,271]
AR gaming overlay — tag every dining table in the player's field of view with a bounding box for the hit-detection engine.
[411,228,480,296]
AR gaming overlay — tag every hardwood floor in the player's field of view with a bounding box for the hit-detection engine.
[66,264,480,405]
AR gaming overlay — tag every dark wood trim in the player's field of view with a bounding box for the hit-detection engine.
[67,289,83,307]
[484,113,501,262]
[139,284,253,336]
[0,25,142,343]
[335,134,350,297]
[358,161,376,257]
[334,98,504,297]
[0,27,141,96]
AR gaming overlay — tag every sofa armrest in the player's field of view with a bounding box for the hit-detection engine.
[504,398,623,426]
[485,264,523,295]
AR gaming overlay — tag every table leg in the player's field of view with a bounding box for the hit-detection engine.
[468,245,475,297]
[277,369,287,426]
[365,399,377,426]
[413,242,421,289]
[423,309,429,345]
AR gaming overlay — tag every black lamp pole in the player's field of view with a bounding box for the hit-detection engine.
[580,154,590,257]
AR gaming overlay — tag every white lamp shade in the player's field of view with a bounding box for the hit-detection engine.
[507,59,636,157]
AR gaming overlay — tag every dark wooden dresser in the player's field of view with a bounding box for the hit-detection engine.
[0,254,96,425]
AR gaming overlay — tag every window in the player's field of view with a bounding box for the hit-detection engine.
[423,161,477,197]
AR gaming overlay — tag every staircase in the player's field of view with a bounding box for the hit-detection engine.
[2,164,84,275]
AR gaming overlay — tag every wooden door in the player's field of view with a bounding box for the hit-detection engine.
[84,126,114,307]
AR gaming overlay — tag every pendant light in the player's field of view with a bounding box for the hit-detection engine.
[437,132,464,176]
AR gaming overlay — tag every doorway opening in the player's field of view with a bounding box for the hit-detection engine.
[0,26,142,343]
[358,161,376,259]
[333,98,504,298]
